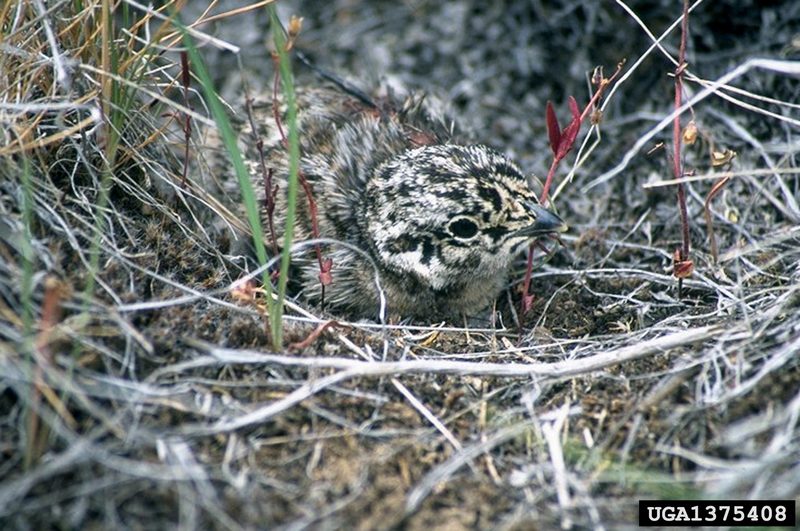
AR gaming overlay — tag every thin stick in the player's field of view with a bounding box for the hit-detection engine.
[179,51,191,188]
[703,174,732,263]
[180,324,723,434]
[673,0,692,295]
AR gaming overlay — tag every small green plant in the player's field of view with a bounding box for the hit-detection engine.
[176,6,301,350]
[268,6,301,349]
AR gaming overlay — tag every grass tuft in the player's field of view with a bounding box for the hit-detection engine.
[267,5,301,349]
[172,9,278,344]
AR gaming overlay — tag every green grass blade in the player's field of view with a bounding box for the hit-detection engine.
[268,7,301,349]
[173,13,276,343]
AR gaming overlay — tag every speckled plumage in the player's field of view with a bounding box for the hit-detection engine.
[232,85,566,320]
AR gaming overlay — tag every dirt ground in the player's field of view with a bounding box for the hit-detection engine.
[1,1,799,529]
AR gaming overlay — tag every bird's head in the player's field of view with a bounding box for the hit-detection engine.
[364,144,567,291]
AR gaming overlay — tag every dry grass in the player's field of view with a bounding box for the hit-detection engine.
[1,0,799,529]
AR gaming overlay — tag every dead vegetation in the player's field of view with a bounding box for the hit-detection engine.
[1,0,799,529]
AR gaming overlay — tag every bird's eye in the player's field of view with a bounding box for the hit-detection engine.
[448,217,479,239]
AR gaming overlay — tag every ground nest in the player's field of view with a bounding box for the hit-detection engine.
[1,1,799,529]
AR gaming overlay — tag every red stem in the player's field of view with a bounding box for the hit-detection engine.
[539,157,560,207]
[244,94,280,255]
[271,56,287,149]
[674,0,691,261]
[520,243,535,307]
[297,172,324,271]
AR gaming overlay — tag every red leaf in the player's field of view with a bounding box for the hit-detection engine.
[319,258,333,286]
[556,123,579,161]
[545,101,561,157]
[555,97,583,161]
[568,95,580,121]
[672,249,694,279]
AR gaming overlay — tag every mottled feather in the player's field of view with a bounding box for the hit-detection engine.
[224,85,565,319]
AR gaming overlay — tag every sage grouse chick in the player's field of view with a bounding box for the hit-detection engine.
[236,85,567,320]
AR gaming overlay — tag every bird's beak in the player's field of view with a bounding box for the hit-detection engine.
[516,202,568,236]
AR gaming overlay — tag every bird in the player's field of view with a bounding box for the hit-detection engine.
[228,81,567,321]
